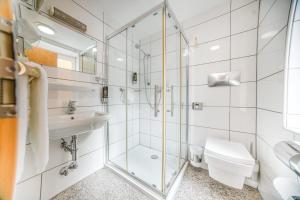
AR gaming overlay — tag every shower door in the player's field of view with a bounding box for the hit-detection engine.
[107,7,165,192]
[126,10,164,191]
[106,3,189,196]
[164,8,189,192]
[107,29,128,170]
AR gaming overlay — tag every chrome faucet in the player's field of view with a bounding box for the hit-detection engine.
[67,100,77,114]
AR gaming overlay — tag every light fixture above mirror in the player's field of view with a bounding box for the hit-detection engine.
[36,23,55,35]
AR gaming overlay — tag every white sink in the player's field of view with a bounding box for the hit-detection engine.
[49,112,110,140]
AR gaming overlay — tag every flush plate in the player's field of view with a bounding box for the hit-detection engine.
[208,71,240,87]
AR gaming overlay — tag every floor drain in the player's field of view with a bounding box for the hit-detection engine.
[152,184,157,188]
[131,172,135,176]
[151,155,159,159]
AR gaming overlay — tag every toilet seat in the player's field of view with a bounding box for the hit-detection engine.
[205,138,255,166]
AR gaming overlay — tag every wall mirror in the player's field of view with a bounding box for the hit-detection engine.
[283,0,300,134]
[16,4,97,74]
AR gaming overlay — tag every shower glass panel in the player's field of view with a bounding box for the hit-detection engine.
[106,3,189,196]
[165,9,181,190]
[180,34,189,168]
[107,30,127,170]
[126,10,164,191]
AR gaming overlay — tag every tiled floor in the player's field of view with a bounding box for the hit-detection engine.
[52,165,261,200]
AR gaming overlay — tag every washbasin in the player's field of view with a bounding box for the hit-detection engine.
[49,112,110,140]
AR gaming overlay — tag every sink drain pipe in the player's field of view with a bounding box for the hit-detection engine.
[60,135,78,176]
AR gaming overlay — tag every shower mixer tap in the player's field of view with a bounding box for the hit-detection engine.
[67,100,77,114]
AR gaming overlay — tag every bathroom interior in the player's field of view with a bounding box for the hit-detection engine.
[0,0,300,199]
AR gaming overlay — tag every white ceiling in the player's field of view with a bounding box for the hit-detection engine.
[95,0,228,26]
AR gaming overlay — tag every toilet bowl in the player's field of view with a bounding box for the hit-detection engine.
[204,138,255,189]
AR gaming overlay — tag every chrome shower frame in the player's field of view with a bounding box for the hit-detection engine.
[105,1,190,199]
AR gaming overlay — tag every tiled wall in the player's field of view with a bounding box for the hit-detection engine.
[14,0,114,199]
[256,0,300,199]
[182,0,259,159]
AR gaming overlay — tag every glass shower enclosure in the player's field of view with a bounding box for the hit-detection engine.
[105,2,189,197]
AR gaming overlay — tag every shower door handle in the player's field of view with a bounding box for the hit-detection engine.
[154,85,158,117]
[170,85,174,117]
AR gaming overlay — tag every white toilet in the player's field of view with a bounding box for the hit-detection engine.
[204,138,255,189]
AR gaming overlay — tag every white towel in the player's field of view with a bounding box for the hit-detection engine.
[16,74,29,181]
[29,65,49,173]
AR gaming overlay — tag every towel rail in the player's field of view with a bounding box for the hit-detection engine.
[0,15,15,118]
[0,59,41,118]
[16,61,40,79]
[0,15,40,118]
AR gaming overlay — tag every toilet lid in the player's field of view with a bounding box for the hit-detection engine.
[205,138,255,165]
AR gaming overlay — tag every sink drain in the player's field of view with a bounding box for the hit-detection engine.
[151,155,158,159]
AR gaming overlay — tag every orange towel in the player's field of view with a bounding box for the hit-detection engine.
[0,0,13,21]
[25,47,58,67]
[0,117,17,200]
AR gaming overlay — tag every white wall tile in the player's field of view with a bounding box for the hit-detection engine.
[231,0,257,10]
[140,134,150,147]
[231,56,256,82]
[109,122,126,144]
[108,104,126,124]
[257,27,286,79]
[183,2,230,29]
[258,0,291,50]
[259,0,276,23]
[185,14,230,45]
[231,1,259,34]
[230,82,256,107]
[230,131,255,156]
[48,79,101,108]
[73,0,104,20]
[190,37,230,65]
[257,109,294,147]
[231,29,257,58]
[108,66,126,86]
[190,107,229,130]
[257,71,284,112]
[230,107,256,133]
[190,85,230,106]
[189,126,229,147]
[140,119,151,134]
[139,103,151,119]
[150,120,162,138]
[14,175,41,200]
